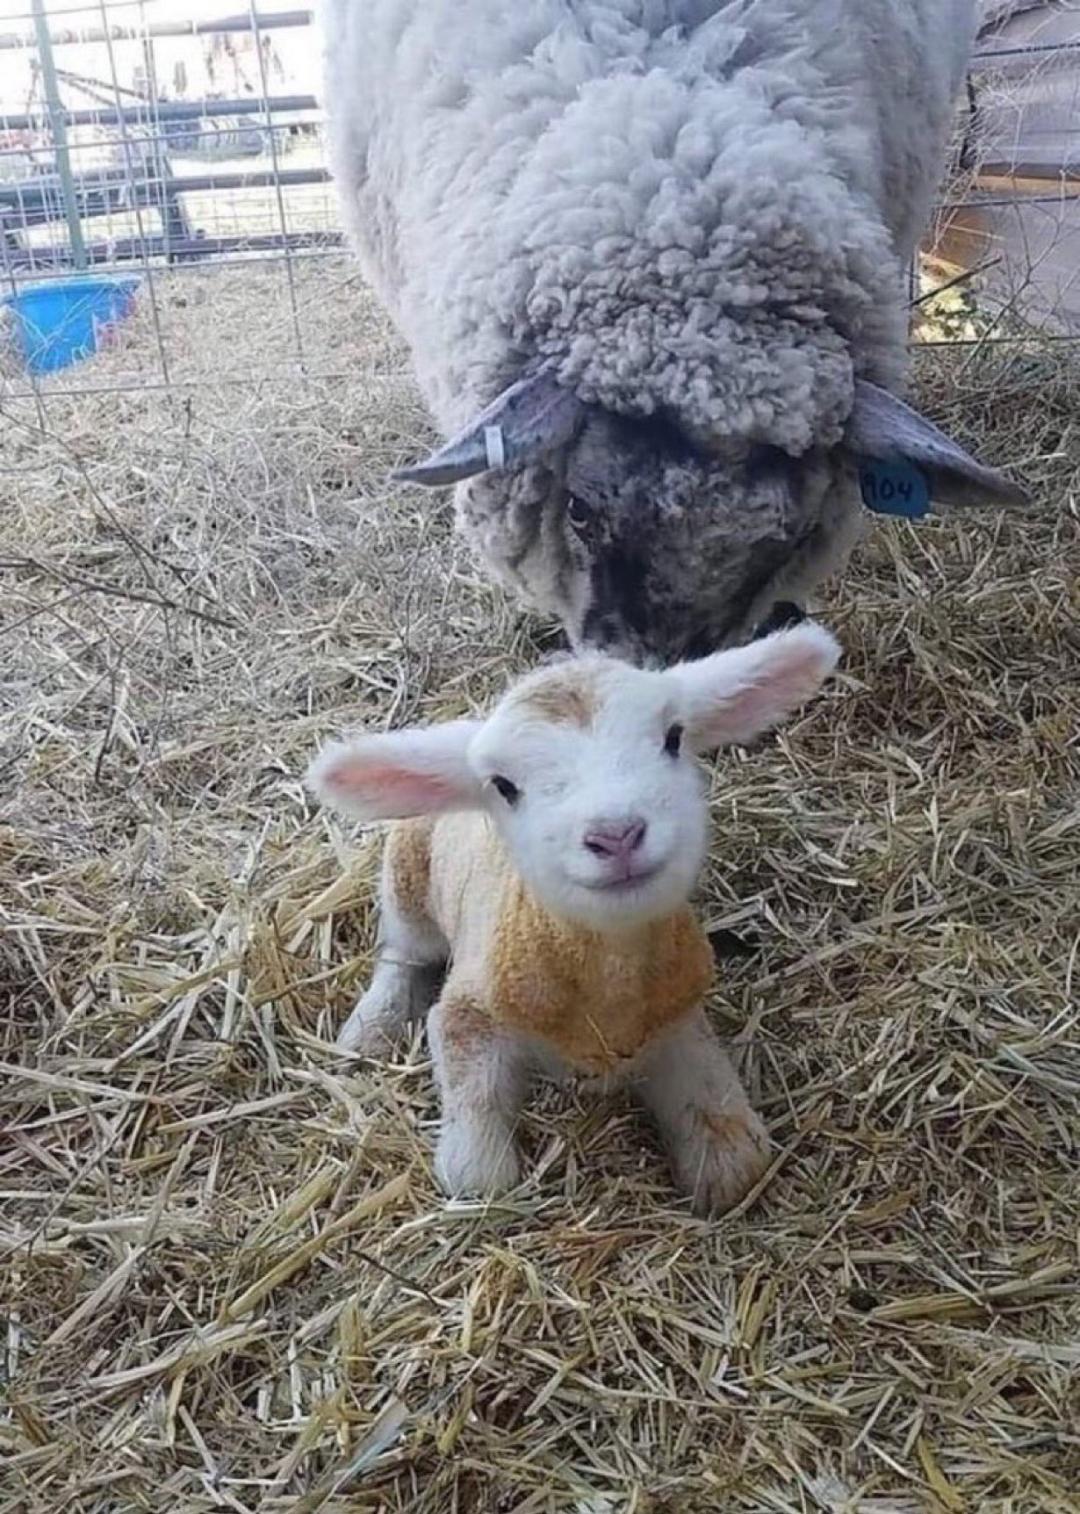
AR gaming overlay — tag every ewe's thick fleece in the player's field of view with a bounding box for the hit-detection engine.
[322,0,976,456]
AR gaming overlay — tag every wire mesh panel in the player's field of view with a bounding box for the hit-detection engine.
[0,0,349,397]
[0,0,1077,397]
[922,0,1080,346]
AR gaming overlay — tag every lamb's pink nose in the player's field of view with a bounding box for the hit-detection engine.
[583,818,647,862]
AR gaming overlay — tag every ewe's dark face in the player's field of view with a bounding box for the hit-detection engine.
[410,375,1022,662]
[558,412,837,667]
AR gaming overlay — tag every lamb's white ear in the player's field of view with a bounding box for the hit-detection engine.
[306,721,484,821]
[673,623,840,750]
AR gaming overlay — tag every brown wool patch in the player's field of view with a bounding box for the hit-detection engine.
[385,817,435,920]
[696,1108,753,1146]
[512,668,599,728]
[438,990,499,1066]
[487,882,715,1073]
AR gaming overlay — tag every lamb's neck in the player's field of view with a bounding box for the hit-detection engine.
[531,891,690,961]
[486,879,715,1074]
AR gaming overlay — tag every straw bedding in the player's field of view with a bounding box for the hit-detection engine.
[1,260,1078,1512]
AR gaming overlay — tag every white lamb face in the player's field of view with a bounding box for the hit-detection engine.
[307,624,840,930]
[469,659,710,929]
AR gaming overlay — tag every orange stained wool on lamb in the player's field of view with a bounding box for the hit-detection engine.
[507,665,601,729]
[695,1107,755,1147]
[385,808,714,1074]
[384,815,436,921]
[488,882,714,1072]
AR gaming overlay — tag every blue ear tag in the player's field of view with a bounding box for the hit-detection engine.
[858,458,931,519]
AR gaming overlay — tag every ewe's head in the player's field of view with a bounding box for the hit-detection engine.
[307,623,839,931]
[396,375,1025,666]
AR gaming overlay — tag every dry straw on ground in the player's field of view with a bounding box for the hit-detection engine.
[1,261,1078,1513]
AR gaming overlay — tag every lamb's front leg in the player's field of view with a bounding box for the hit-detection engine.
[428,989,531,1198]
[636,1010,770,1216]
[336,822,447,1057]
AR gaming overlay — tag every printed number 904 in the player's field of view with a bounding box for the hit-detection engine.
[859,461,929,518]
[863,474,913,507]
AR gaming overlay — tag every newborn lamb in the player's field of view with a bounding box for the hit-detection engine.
[307,623,839,1214]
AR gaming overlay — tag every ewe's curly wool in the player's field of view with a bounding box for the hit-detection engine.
[323,0,974,452]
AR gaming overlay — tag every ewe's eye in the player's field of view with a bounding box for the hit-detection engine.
[491,775,520,806]
[663,723,683,758]
[566,494,591,538]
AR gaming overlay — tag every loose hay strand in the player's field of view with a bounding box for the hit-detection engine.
[1,262,1079,1512]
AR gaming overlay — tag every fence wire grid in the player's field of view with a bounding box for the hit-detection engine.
[0,0,1078,403]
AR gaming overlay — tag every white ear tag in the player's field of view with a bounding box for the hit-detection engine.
[484,425,506,470]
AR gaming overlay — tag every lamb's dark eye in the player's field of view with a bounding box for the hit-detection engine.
[566,494,591,537]
[491,775,520,805]
[663,723,683,758]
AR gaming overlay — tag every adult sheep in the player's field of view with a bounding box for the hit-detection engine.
[321,0,1025,665]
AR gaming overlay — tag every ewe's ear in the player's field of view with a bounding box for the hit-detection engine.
[848,379,1027,512]
[306,721,484,821]
[393,372,585,486]
[673,623,840,750]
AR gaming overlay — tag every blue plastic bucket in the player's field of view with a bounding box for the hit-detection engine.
[2,275,140,375]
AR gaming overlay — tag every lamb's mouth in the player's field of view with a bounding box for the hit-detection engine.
[582,865,662,894]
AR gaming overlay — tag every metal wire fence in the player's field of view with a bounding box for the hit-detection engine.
[0,0,1077,405]
[0,0,344,398]
[922,3,1080,348]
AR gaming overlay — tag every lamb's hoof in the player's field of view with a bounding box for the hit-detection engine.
[336,1025,396,1058]
[435,1120,520,1198]
[334,1000,401,1059]
[334,966,440,1057]
[672,1107,771,1217]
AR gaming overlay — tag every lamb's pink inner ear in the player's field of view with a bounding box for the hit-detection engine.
[681,625,840,748]
[323,759,460,813]
[714,654,818,733]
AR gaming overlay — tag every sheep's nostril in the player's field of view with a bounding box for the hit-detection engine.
[623,819,646,853]
[583,819,647,859]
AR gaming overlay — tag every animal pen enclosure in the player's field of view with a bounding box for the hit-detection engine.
[1,3,1079,1512]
